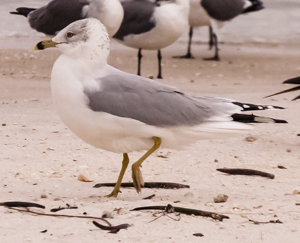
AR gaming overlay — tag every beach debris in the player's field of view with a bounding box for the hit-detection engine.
[113,208,122,214]
[102,210,114,219]
[143,194,156,200]
[77,174,93,182]
[6,206,112,224]
[131,204,229,221]
[296,203,300,206]
[193,233,204,237]
[94,182,190,189]
[149,204,181,223]
[92,221,131,234]
[157,150,171,158]
[40,193,47,198]
[214,194,228,203]
[248,219,283,225]
[50,203,78,212]
[293,190,300,195]
[277,165,287,169]
[0,201,45,209]
[217,168,275,179]
[40,230,47,233]
[245,136,257,142]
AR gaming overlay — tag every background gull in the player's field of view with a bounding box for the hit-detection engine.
[177,0,264,60]
[47,18,286,198]
[113,0,189,79]
[10,0,123,38]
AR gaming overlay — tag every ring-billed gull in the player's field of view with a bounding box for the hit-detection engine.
[47,18,285,197]
[177,0,264,60]
[113,0,189,79]
[10,0,123,37]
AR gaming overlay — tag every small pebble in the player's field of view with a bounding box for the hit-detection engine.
[245,136,257,142]
[214,194,228,203]
[293,190,300,195]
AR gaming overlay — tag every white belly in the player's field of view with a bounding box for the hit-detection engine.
[123,3,189,50]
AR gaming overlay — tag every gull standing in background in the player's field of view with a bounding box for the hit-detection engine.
[177,0,264,60]
[46,18,286,197]
[113,0,190,79]
[10,0,124,39]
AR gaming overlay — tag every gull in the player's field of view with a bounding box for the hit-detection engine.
[46,18,286,197]
[10,0,123,38]
[266,76,300,101]
[113,0,190,79]
[177,0,264,60]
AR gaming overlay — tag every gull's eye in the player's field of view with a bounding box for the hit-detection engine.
[67,32,75,38]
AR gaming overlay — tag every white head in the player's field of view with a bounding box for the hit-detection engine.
[52,18,110,61]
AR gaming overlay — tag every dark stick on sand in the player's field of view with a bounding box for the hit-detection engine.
[249,219,283,225]
[0,201,45,209]
[217,168,275,179]
[92,221,130,233]
[131,204,229,221]
[94,182,190,189]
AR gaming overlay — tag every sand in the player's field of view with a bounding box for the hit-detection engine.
[0,39,300,242]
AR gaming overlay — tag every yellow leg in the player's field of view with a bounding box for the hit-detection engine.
[105,153,129,197]
[132,137,162,193]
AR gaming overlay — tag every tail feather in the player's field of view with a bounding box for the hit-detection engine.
[232,114,287,124]
[10,7,36,17]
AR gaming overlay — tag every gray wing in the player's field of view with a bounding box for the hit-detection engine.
[28,0,90,35]
[201,0,245,21]
[113,0,156,40]
[84,67,238,127]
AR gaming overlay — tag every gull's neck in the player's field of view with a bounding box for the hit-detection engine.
[60,44,109,80]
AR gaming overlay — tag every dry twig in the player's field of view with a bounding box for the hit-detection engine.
[131,204,229,221]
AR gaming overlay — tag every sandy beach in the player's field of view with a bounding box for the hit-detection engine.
[1,0,300,242]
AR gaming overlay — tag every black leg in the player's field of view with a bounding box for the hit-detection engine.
[187,26,194,57]
[203,32,220,61]
[157,49,163,79]
[173,26,195,59]
[208,26,214,50]
[137,48,142,76]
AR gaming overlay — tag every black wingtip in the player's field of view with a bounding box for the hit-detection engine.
[232,102,285,111]
[292,94,300,101]
[243,0,264,14]
[283,76,300,85]
[232,114,288,124]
